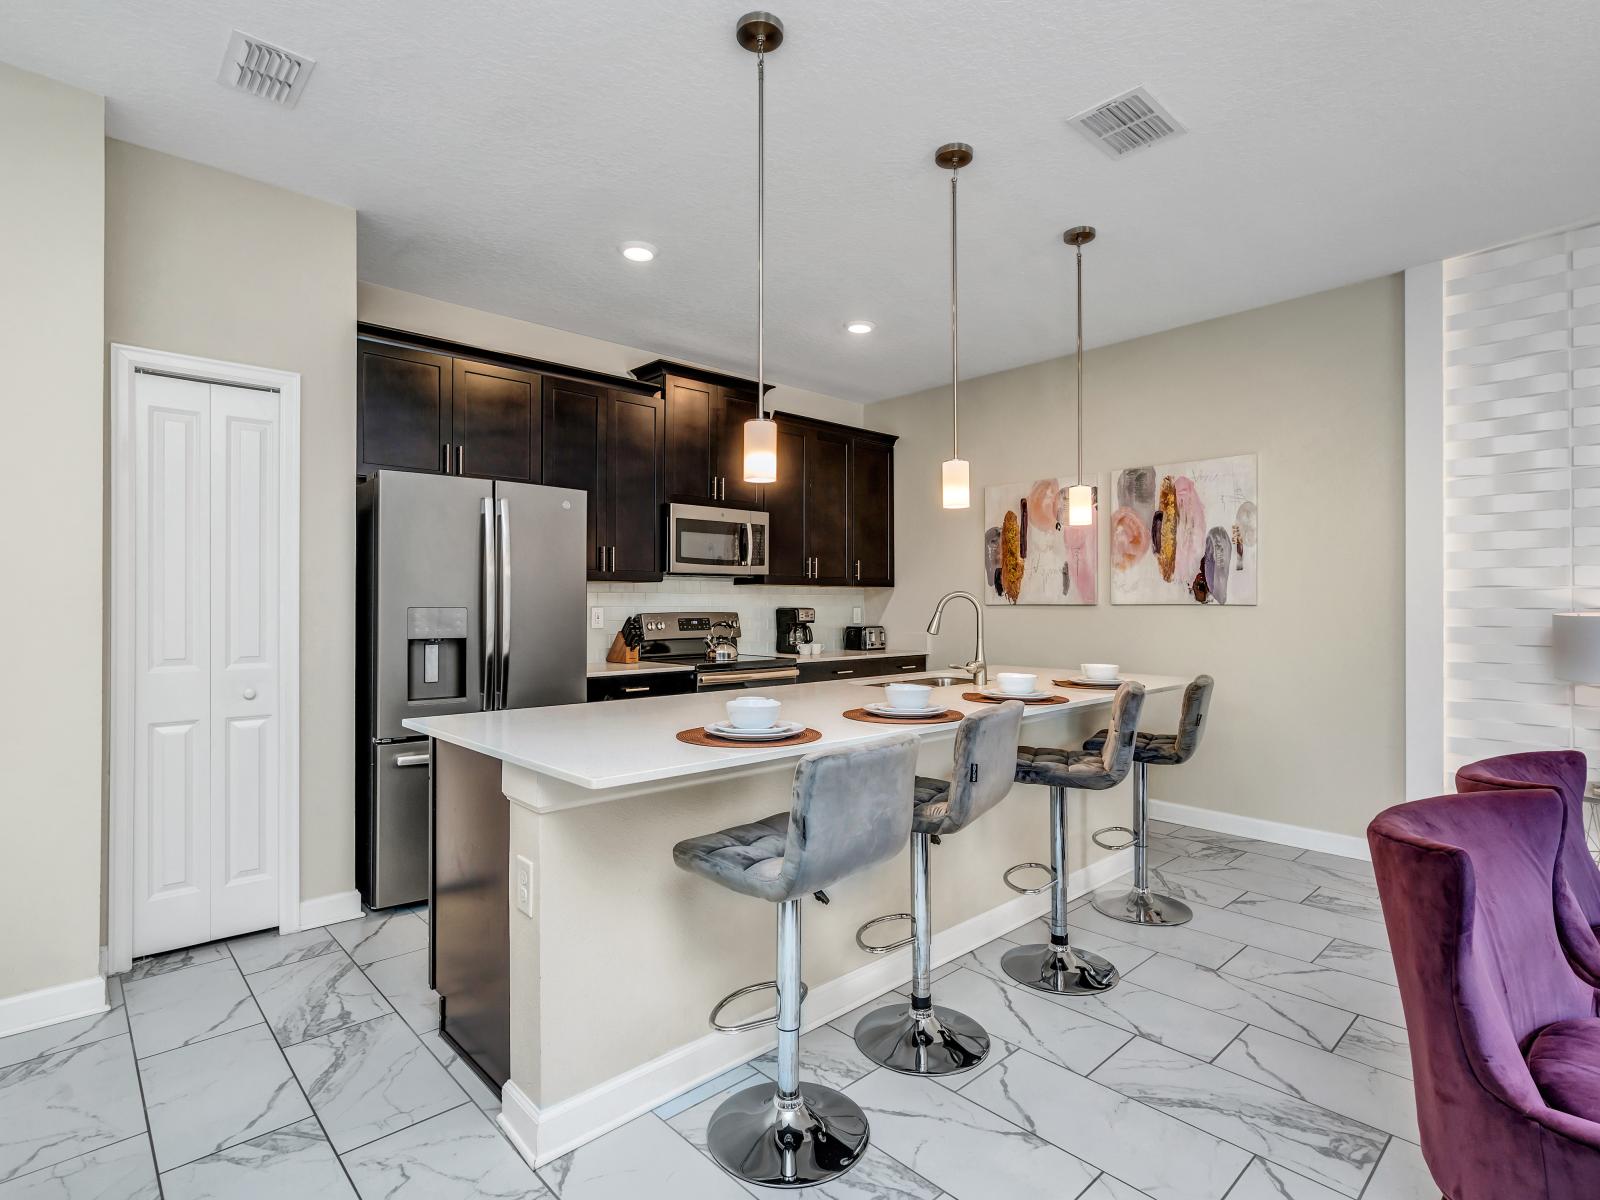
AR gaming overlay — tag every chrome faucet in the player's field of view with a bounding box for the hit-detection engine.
[926,591,986,687]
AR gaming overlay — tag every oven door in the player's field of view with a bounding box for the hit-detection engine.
[696,666,800,692]
[667,504,769,577]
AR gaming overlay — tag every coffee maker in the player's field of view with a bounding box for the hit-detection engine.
[776,607,816,654]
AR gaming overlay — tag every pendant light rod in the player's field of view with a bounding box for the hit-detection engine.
[936,142,973,509]
[1064,225,1097,527]
[737,12,783,484]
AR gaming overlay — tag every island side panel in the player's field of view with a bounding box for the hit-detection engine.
[506,706,1135,1110]
[433,739,512,1089]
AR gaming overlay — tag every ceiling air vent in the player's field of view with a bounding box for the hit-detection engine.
[217,31,316,108]
[1069,86,1184,159]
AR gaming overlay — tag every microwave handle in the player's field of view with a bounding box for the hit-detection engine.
[740,521,753,567]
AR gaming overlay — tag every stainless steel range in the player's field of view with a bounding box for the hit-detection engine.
[636,611,800,691]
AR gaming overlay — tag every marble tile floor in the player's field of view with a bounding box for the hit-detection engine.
[0,834,1442,1199]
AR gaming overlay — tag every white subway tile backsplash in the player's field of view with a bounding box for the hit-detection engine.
[585,580,871,661]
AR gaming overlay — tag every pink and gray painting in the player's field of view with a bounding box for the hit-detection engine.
[1109,454,1258,605]
[982,479,1098,606]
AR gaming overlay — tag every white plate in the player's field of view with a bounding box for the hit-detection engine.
[864,702,949,718]
[980,688,1055,702]
[704,721,805,741]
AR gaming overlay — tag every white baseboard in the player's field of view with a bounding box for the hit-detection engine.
[1149,797,1371,862]
[498,846,1131,1167]
[299,890,363,930]
[0,975,109,1039]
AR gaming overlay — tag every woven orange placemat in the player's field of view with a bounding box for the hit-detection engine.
[961,692,1070,706]
[676,726,823,748]
[841,707,964,725]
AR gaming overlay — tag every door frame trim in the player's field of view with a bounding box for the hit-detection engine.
[109,344,302,974]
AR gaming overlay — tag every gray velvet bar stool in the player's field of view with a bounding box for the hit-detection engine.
[1087,674,1214,926]
[852,701,1025,1076]
[1001,681,1146,995]
[673,734,920,1189]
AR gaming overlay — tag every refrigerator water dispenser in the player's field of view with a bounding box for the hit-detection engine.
[406,607,467,700]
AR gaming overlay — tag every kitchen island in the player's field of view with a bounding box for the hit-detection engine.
[405,668,1186,1166]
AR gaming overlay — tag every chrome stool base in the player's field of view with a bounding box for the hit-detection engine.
[705,1081,869,1189]
[853,1002,990,1076]
[1002,941,1120,995]
[1089,885,1193,927]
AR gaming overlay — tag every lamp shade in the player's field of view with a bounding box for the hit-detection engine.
[1553,612,1600,683]
[942,458,970,509]
[1066,484,1094,527]
[743,417,777,484]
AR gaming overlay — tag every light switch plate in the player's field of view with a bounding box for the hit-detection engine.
[590,606,605,630]
[515,855,534,917]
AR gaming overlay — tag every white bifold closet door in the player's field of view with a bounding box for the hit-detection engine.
[133,371,281,958]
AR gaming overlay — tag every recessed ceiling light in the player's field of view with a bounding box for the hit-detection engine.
[844,320,875,334]
[620,241,657,262]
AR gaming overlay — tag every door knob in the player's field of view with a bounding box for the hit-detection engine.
[243,688,257,700]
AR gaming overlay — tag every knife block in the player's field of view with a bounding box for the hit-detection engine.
[605,632,640,664]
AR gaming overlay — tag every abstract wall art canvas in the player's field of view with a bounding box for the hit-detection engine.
[1110,454,1258,605]
[982,479,1098,605]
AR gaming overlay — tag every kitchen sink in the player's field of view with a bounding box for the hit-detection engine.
[869,674,972,688]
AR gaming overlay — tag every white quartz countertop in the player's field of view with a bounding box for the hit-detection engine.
[585,660,695,678]
[776,648,927,665]
[404,669,1187,792]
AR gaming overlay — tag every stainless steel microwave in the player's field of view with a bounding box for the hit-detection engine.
[666,503,769,577]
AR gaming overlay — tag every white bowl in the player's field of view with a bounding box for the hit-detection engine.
[883,683,934,711]
[725,696,782,729]
[1081,662,1119,681]
[996,672,1038,696]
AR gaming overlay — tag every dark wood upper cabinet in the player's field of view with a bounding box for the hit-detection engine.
[359,342,453,475]
[764,421,810,582]
[541,379,605,572]
[603,389,665,580]
[662,378,716,502]
[541,380,665,581]
[806,428,852,584]
[847,435,894,586]
[715,387,764,508]
[453,359,539,483]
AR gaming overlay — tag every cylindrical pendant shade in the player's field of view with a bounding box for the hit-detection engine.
[1553,612,1600,683]
[743,417,778,484]
[942,458,970,509]
[1067,484,1095,527]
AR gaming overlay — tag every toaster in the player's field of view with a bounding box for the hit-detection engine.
[844,625,887,650]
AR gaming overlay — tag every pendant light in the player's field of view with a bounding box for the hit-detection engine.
[738,12,782,484]
[937,142,973,509]
[1065,225,1096,526]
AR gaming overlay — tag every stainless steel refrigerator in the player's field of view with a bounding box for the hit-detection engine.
[356,470,586,908]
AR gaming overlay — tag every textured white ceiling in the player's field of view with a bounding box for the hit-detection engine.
[5,1,1600,402]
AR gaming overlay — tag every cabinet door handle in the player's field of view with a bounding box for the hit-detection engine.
[441,442,449,473]
[832,669,854,676]
[855,559,862,582]
[620,685,650,694]
[609,546,616,573]
[710,475,717,499]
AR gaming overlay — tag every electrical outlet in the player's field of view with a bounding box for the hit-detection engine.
[590,606,605,630]
[515,855,534,917]
[852,606,863,624]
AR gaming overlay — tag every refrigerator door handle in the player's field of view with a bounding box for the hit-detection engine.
[481,498,497,709]
[496,498,512,710]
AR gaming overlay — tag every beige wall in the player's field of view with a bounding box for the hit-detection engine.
[0,66,105,1000]
[358,282,865,428]
[106,141,358,904]
[868,276,1406,839]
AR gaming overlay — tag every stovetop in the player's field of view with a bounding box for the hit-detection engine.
[644,652,792,674]
[633,610,794,674]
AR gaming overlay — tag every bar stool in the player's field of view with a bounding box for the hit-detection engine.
[852,701,1026,1076]
[672,734,920,1189]
[1001,681,1146,995]
[1088,675,1214,926]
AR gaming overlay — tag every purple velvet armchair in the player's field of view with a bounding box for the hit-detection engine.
[1369,787,1600,1199]
[1456,751,1600,984]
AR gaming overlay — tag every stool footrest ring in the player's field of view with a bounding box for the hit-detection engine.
[709,979,810,1034]
[855,912,915,955]
[1091,825,1140,852]
[1003,862,1057,895]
